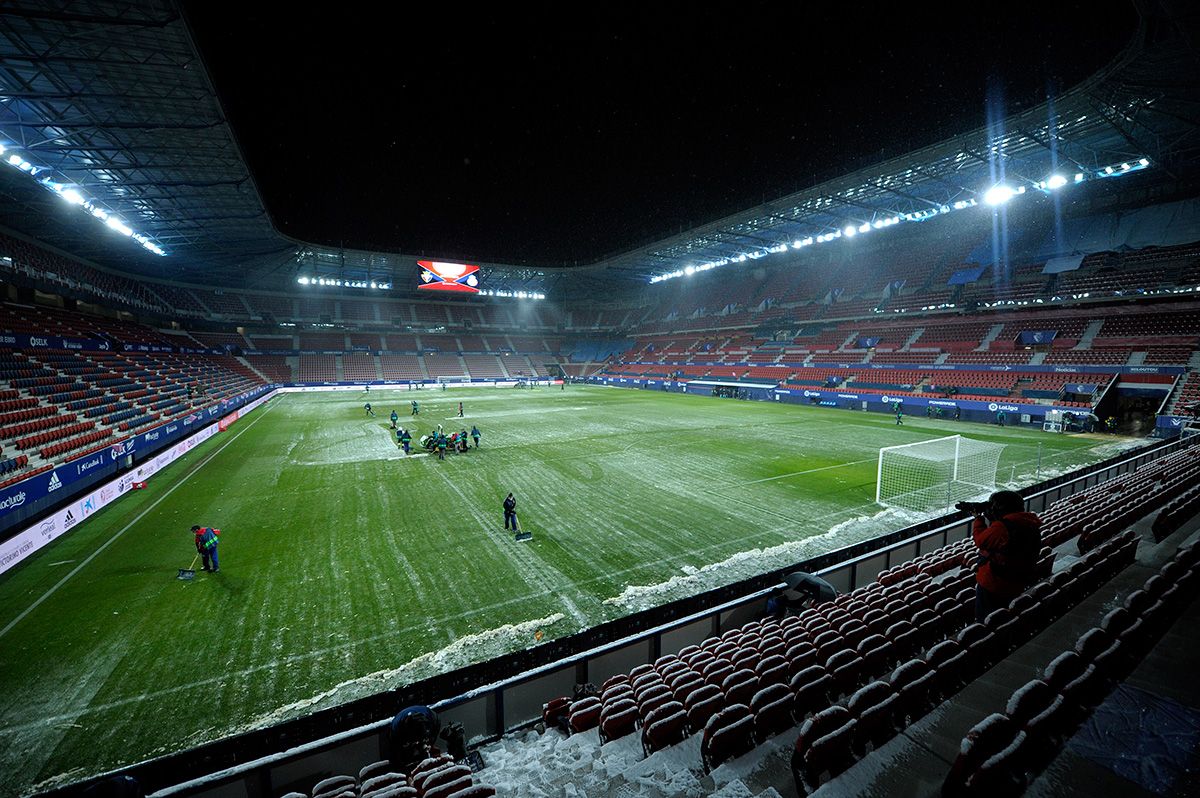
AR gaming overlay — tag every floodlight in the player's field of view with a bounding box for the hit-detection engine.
[843,225,856,238]
[61,188,85,205]
[684,265,695,275]
[983,184,1015,206]
[1104,166,1114,174]
[858,223,871,233]
[1139,158,1149,166]
[1074,173,1085,183]
[1045,174,1068,190]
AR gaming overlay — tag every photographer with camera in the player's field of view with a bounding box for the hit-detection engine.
[957,490,1042,622]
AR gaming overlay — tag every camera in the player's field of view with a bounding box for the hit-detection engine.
[955,500,990,515]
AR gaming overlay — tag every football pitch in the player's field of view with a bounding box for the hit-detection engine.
[0,385,1140,794]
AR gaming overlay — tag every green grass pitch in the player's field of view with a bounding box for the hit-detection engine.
[0,385,1138,793]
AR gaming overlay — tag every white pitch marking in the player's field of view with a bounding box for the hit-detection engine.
[730,457,877,487]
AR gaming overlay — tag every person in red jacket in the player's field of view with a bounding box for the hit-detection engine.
[971,490,1041,622]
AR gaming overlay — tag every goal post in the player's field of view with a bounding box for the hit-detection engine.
[435,375,470,385]
[876,434,1006,513]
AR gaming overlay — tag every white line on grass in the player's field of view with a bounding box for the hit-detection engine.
[730,457,877,487]
[0,401,278,642]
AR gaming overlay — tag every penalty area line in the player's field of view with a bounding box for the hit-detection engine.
[0,400,278,642]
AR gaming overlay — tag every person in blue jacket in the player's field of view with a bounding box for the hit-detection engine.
[192,525,220,572]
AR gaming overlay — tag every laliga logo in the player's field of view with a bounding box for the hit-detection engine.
[804,390,819,397]
[988,403,999,412]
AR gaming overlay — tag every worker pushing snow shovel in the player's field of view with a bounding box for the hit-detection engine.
[179,524,221,579]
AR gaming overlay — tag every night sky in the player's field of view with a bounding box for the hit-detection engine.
[183,2,1137,267]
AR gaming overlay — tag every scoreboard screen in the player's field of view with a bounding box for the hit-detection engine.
[418,261,480,293]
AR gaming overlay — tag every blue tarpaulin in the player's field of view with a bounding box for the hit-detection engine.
[1043,254,1087,274]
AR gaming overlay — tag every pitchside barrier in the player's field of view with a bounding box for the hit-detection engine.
[0,384,276,544]
[44,434,1192,798]
[0,390,277,576]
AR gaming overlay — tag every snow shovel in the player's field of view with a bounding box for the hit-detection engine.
[178,554,199,580]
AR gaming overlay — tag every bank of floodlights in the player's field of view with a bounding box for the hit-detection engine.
[0,142,168,257]
[647,154,1153,284]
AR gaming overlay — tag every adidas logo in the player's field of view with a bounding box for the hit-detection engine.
[47,472,63,492]
[64,509,76,527]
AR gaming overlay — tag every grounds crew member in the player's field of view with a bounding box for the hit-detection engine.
[967,490,1042,621]
[364,402,375,417]
[471,425,481,448]
[399,427,412,453]
[390,409,399,429]
[192,525,221,572]
[411,400,419,416]
[436,433,447,460]
[503,492,519,530]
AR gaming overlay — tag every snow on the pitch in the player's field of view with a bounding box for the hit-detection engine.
[230,613,566,733]
[604,507,926,611]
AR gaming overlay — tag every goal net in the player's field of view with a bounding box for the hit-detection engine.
[876,435,1005,513]
[436,375,470,385]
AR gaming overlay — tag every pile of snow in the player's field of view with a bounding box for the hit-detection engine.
[604,508,927,612]
[478,724,788,798]
[232,613,566,733]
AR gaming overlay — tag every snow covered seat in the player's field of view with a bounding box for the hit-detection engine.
[657,659,688,682]
[701,703,755,772]
[358,760,395,783]
[888,659,937,726]
[885,619,922,664]
[702,661,734,689]
[366,787,417,798]
[541,696,572,730]
[943,714,1024,798]
[1004,679,1068,756]
[359,772,407,797]
[423,774,474,798]
[856,633,891,679]
[730,647,760,672]
[755,654,789,689]
[311,775,355,798]
[721,668,759,707]
[637,690,673,722]
[668,672,704,705]
[784,641,817,676]
[1043,651,1109,719]
[790,665,833,720]
[1073,627,1113,661]
[925,639,968,691]
[631,671,662,694]
[846,680,898,751]
[791,705,857,793]
[758,638,787,661]
[567,696,602,733]
[641,701,688,756]
[634,680,669,708]
[684,684,724,731]
[750,683,795,740]
[955,623,994,674]
[599,700,639,744]
[600,674,629,692]
[410,760,463,793]
[826,650,862,698]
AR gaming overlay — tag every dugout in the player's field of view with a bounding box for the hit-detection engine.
[684,379,777,401]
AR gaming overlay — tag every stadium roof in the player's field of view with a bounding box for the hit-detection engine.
[588,13,1200,284]
[0,1,1196,298]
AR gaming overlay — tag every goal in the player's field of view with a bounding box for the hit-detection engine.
[876,435,1005,513]
[436,375,470,385]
